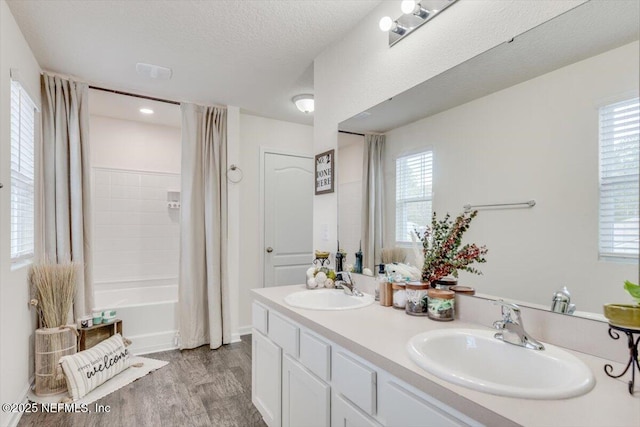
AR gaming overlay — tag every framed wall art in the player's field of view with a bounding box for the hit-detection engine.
[315,149,334,195]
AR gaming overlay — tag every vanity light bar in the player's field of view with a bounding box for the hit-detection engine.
[380,0,459,47]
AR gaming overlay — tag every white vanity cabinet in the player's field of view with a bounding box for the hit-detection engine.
[377,374,479,427]
[332,392,382,427]
[253,301,331,427]
[252,329,282,427]
[282,354,330,427]
[251,300,481,427]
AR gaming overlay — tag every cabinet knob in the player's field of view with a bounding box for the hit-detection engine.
[266,247,273,253]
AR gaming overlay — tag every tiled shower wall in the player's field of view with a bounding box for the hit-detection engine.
[93,168,180,287]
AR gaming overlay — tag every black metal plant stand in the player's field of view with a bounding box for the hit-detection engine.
[604,324,640,395]
[313,257,330,268]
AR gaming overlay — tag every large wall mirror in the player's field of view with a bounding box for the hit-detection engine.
[337,0,639,317]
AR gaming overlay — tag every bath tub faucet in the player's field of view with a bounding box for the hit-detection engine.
[492,300,545,350]
[335,272,364,297]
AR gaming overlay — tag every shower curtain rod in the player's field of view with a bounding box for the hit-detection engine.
[89,85,181,106]
[339,130,365,136]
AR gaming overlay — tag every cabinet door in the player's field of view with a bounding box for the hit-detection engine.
[282,354,330,427]
[379,380,476,427]
[252,330,282,427]
[332,392,381,427]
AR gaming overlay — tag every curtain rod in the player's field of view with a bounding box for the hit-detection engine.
[89,85,180,106]
[339,130,365,136]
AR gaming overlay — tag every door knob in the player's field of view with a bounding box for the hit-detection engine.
[266,247,273,253]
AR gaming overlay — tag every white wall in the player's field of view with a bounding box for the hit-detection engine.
[0,1,41,426]
[337,133,364,263]
[90,115,181,174]
[313,0,586,250]
[383,42,639,313]
[237,113,313,330]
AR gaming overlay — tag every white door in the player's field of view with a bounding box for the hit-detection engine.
[263,152,313,287]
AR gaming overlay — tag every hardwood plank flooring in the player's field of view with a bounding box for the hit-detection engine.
[18,335,266,427]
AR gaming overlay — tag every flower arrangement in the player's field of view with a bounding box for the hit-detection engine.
[414,210,488,285]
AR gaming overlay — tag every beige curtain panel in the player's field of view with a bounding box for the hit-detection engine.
[40,73,94,317]
[361,134,386,270]
[179,103,230,349]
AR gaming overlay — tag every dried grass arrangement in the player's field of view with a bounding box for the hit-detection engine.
[29,261,77,328]
[381,247,407,264]
[28,261,79,396]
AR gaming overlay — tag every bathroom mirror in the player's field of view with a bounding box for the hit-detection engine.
[337,0,639,316]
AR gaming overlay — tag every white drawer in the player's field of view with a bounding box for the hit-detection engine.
[300,330,331,381]
[332,350,376,415]
[268,311,299,357]
[252,302,268,335]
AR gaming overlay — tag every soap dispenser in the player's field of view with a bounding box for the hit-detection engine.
[354,241,363,274]
[375,263,386,302]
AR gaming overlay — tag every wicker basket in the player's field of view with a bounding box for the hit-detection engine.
[35,327,77,396]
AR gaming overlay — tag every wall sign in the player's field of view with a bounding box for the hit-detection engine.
[315,149,334,195]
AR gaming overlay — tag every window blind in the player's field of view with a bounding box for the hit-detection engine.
[599,97,639,260]
[395,150,433,243]
[10,80,36,261]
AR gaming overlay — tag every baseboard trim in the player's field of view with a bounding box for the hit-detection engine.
[238,325,252,336]
[5,378,32,427]
[128,330,178,356]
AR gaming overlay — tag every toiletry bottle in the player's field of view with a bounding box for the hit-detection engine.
[376,264,385,302]
[354,241,363,274]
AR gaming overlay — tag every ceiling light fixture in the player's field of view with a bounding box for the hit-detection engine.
[379,16,407,35]
[401,0,430,19]
[292,94,314,114]
[139,108,154,114]
[380,0,458,47]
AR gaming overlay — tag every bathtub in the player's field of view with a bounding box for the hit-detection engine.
[94,281,179,355]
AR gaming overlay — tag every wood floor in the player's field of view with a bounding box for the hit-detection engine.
[18,335,266,427]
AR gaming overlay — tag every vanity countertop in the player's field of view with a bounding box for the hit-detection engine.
[252,284,640,427]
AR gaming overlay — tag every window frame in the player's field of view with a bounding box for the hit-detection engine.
[598,96,639,262]
[9,78,37,263]
[394,148,434,245]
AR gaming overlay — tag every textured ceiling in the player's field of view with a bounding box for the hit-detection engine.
[7,0,382,125]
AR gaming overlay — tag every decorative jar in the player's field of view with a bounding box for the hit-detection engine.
[405,283,429,316]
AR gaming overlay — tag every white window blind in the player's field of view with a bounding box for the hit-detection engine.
[599,97,639,261]
[396,150,433,243]
[10,80,36,261]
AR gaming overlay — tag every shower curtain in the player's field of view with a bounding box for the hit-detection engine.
[40,73,94,317]
[361,134,386,270]
[179,103,230,349]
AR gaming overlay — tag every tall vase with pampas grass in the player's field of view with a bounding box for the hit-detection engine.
[29,261,79,396]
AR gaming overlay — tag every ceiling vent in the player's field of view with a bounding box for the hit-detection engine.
[136,63,172,80]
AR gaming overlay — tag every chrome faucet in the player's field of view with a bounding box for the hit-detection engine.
[550,286,576,314]
[335,272,364,297]
[492,300,545,350]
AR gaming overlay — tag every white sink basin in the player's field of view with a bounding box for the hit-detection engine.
[407,329,595,399]
[284,289,374,310]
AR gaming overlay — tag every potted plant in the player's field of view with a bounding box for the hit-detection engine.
[414,210,488,287]
[29,261,78,396]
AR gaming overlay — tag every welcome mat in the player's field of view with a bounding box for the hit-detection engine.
[27,356,168,405]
